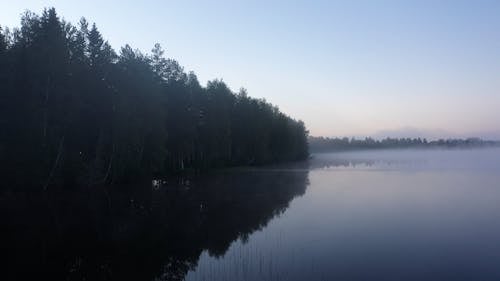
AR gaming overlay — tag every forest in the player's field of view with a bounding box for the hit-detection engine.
[309,136,500,152]
[0,8,309,189]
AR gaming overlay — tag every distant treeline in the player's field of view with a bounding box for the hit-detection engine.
[309,136,500,152]
[0,8,308,188]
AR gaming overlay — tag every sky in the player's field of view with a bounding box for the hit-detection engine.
[1,0,499,139]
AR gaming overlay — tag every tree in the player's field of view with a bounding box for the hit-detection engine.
[0,25,7,53]
[1,8,309,189]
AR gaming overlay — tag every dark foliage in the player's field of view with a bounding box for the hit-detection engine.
[309,136,500,152]
[2,170,309,281]
[0,8,309,189]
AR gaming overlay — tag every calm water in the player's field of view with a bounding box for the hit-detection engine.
[3,148,500,280]
[186,148,500,281]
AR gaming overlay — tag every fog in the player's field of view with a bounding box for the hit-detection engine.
[187,148,500,281]
[311,147,500,172]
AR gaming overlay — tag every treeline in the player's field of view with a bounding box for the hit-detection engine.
[309,136,500,152]
[0,8,308,188]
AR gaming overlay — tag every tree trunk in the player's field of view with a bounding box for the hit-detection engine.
[43,136,64,190]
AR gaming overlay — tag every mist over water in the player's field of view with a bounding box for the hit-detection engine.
[2,3,500,280]
[4,148,500,280]
[186,148,500,281]
[312,148,500,172]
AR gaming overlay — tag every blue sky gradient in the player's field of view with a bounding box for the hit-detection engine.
[1,0,499,138]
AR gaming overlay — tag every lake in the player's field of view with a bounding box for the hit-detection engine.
[4,148,500,280]
[186,148,500,281]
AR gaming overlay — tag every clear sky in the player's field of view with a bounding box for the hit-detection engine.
[1,0,499,139]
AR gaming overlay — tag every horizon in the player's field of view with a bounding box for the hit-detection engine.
[309,126,500,141]
[4,3,500,280]
[2,0,499,139]
[309,134,500,142]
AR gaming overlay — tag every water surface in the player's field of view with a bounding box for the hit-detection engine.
[4,148,500,281]
[187,148,500,281]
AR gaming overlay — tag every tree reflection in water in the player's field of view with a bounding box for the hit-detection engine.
[3,169,308,281]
